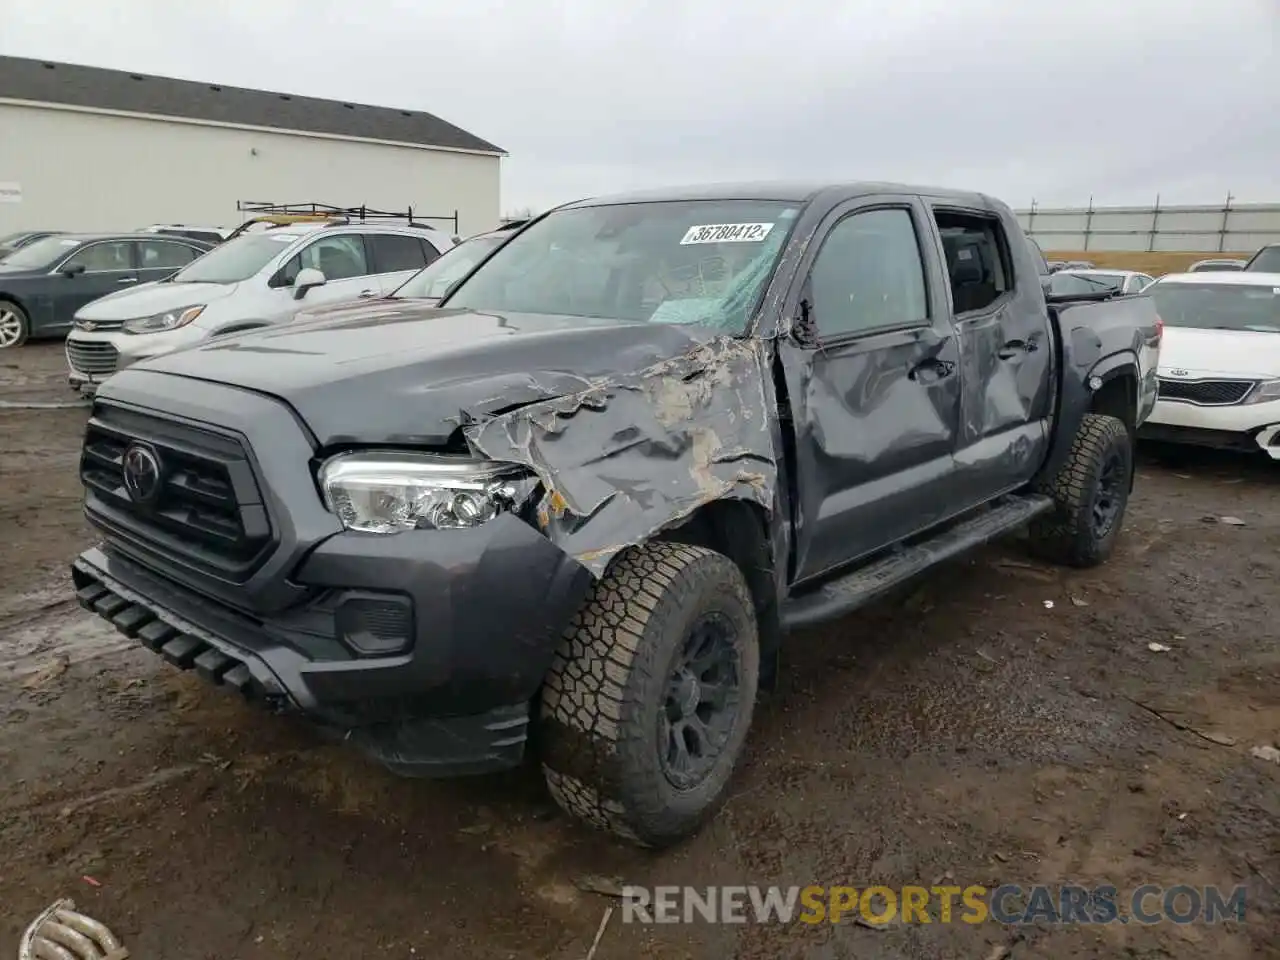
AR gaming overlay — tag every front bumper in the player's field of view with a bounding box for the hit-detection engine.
[73,513,592,777]
[1141,396,1280,459]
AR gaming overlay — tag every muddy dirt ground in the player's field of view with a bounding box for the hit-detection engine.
[2,343,1278,960]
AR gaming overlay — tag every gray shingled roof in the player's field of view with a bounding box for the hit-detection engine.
[0,55,505,155]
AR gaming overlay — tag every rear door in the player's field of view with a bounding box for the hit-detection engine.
[366,233,439,294]
[930,204,1054,504]
[136,239,205,284]
[776,196,963,581]
[49,240,140,331]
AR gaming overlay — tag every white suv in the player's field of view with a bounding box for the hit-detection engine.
[66,223,453,394]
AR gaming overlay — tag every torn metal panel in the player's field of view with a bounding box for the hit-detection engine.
[465,336,778,577]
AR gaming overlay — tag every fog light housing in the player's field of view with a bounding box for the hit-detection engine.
[335,593,414,656]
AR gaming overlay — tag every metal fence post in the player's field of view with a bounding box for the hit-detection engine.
[1218,192,1233,252]
[1027,198,1037,239]
[1148,194,1161,252]
[1083,196,1094,251]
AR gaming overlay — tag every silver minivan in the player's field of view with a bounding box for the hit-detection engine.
[65,222,454,394]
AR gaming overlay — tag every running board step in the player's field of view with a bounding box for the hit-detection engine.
[781,493,1055,631]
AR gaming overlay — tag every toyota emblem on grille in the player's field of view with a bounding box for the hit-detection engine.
[122,444,163,504]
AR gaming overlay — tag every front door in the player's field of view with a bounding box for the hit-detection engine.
[777,198,963,583]
[266,233,383,322]
[931,206,1053,504]
[49,240,140,332]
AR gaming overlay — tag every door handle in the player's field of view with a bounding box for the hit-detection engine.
[358,289,377,298]
[997,338,1037,360]
[908,357,955,382]
[117,277,139,284]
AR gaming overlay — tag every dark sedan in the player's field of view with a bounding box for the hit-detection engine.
[0,230,65,261]
[0,233,214,348]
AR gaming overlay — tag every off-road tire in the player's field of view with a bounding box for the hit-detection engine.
[1028,413,1133,567]
[539,541,759,848]
[0,299,30,349]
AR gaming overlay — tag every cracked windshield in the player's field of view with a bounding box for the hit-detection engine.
[445,201,798,330]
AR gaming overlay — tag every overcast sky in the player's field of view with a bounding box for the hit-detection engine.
[2,0,1276,213]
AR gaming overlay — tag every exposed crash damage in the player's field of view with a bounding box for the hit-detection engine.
[71,181,1161,849]
[466,335,777,576]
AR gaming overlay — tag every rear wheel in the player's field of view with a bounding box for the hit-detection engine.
[0,300,29,349]
[539,542,759,848]
[1028,413,1133,567]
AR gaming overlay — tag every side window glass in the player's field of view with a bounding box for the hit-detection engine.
[935,211,1015,314]
[63,241,133,273]
[420,237,442,266]
[809,208,929,337]
[139,240,198,269]
[279,254,302,286]
[297,235,369,281]
[370,234,429,273]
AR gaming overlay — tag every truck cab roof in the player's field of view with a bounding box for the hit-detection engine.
[566,180,1000,208]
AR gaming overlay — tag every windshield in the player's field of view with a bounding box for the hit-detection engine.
[391,234,506,299]
[1047,272,1124,295]
[444,200,800,331]
[0,235,82,268]
[1245,246,1280,273]
[1148,281,1280,333]
[169,232,300,283]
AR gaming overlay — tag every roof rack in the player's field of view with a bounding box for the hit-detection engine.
[233,201,459,237]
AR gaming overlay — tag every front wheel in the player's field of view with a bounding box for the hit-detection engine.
[1028,413,1133,567]
[539,542,759,848]
[0,300,29,349]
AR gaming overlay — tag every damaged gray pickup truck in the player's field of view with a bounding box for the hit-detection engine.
[72,182,1161,847]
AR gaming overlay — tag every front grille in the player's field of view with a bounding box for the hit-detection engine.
[1157,378,1256,406]
[67,340,120,375]
[80,403,273,581]
[76,318,125,331]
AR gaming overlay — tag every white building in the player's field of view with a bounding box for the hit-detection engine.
[0,56,505,237]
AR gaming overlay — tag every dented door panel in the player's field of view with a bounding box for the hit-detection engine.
[772,195,965,584]
[781,327,962,581]
[929,198,1056,505]
[948,300,1052,504]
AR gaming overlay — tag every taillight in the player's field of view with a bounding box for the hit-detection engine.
[1153,315,1164,344]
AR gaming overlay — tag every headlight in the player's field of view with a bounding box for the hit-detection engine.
[1244,379,1280,405]
[318,451,533,533]
[123,305,205,334]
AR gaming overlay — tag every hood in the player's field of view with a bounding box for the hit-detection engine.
[76,280,241,319]
[1159,326,1280,379]
[127,304,720,446]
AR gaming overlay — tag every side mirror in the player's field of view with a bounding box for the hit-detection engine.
[292,267,327,300]
[63,262,86,278]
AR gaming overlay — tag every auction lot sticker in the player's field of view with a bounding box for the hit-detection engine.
[680,223,774,244]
